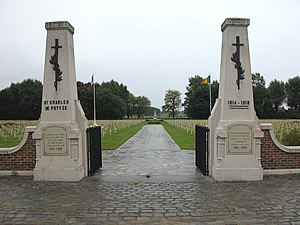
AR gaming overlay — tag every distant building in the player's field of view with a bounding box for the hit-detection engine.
[278,106,286,112]
[177,111,186,117]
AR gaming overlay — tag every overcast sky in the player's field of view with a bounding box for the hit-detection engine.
[1,0,299,109]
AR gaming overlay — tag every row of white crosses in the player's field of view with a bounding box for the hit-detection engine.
[166,120,208,134]
[88,120,143,137]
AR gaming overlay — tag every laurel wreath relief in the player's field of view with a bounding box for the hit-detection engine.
[49,39,63,91]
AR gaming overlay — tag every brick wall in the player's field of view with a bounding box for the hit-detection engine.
[0,129,36,172]
[1,124,299,175]
[261,127,300,170]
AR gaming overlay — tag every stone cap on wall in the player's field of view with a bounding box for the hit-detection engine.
[0,126,37,155]
[45,21,74,34]
[221,18,250,31]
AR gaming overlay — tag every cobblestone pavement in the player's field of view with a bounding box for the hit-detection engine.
[1,125,300,224]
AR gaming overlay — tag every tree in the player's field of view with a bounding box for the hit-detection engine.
[162,89,182,119]
[252,72,266,87]
[18,79,42,120]
[100,80,129,103]
[125,93,136,119]
[0,78,151,120]
[144,106,161,117]
[183,75,218,119]
[96,80,129,119]
[135,96,151,119]
[77,81,93,119]
[268,79,285,112]
[96,88,123,120]
[77,80,132,120]
[0,79,42,120]
[252,73,272,118]
[285,76,300,111]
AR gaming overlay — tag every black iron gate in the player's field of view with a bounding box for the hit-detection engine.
[86,126,102,176]
[195,125,209,176]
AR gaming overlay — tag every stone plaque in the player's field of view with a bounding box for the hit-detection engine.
[227,125,252,154]
[44,127,68,156]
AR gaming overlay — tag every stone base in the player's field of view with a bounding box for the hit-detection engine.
[34,165,85,181]
[212,166,263,181]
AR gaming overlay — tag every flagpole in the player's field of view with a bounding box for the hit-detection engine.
[209,72,212,114]
[93,74,97,126]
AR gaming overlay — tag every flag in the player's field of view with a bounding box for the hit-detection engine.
[88,75,94,89]
[200,75,211,85]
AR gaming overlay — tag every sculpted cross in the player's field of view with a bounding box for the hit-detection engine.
[50,39,63,91]
[231,36,245,90]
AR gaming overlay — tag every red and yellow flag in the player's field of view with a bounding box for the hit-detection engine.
[200,75,211,85]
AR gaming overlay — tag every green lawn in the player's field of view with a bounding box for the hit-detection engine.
[161,121,195,149]
[0,120,195,150]
[0,136,21,148]
[0,122,147,150]
[102,121,147,149]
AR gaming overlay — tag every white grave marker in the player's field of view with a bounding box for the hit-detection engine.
[33,21,88,181]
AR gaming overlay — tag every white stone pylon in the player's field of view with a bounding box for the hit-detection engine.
[33,21,88,181]
[208,18,264,181]
[41,21,78,122]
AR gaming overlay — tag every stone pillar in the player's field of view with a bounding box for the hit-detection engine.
[208,18,264,181]
[33,21,88,181]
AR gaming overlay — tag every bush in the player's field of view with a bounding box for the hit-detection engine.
[282,128,300,146]
[147,120,161,124]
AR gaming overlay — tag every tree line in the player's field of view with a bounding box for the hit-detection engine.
[180,74,300,119]
[77,80,150,120]
[0,79,43,120]
[0,79,150,120]
[0,74,299,120]
[251,73,299,119]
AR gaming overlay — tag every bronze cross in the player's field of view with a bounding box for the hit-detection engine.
[231,36,245,90]
[50,39,63,91]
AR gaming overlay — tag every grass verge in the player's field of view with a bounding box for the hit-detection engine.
[0,122,147,150]
[0,136,21,148]
[102,121,147,150]
[161,121,195,150]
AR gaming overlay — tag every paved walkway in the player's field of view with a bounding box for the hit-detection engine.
[98,125,200,179]
[0,125,300,224]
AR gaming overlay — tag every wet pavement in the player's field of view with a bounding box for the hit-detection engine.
[1,125,300,224]
[98,125,200,180]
